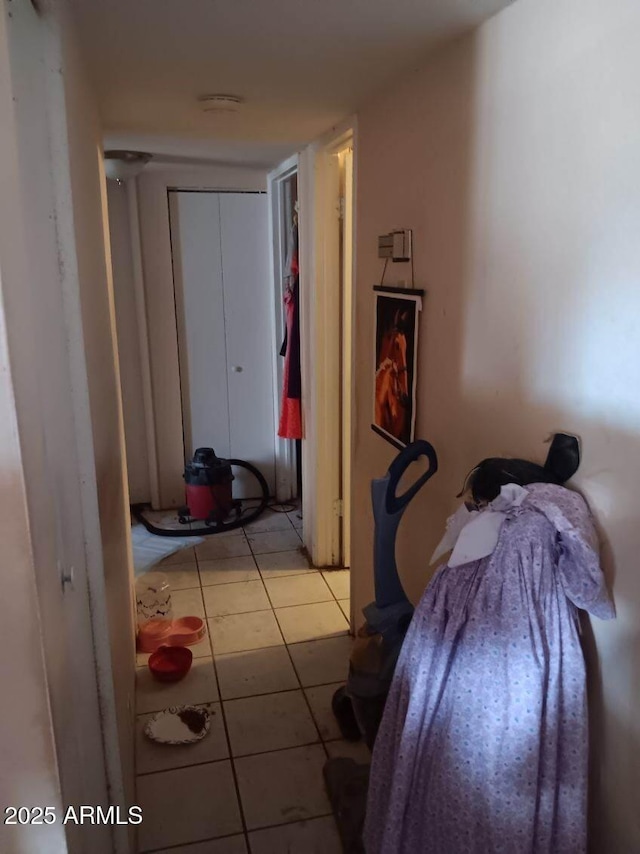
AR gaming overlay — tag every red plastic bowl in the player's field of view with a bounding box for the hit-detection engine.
[148,645,193,683]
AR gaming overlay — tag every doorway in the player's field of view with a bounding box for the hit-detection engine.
[268,156,302,507]
[294,130,355,578]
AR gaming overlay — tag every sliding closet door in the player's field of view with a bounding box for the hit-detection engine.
[220,192,275,495]
[169,190,275,497]
[169,191,230,459]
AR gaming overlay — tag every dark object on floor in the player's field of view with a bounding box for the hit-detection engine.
[177,707,208,735]
[132,450,269,536]
[323,758,370,854]
[332,687,360,741]
[332,440,438,749]
[460,432,580,504]
[148,645,193,682]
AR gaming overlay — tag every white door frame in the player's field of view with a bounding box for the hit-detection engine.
[341,146,354,568]
[298,121,356,568]
[267,154,299,502]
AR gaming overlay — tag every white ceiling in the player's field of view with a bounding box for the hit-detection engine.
[72,0,513,168]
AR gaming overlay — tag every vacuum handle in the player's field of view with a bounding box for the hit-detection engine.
[386,440,438,513]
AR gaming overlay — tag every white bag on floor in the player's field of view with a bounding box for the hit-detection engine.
[131,524,204,576]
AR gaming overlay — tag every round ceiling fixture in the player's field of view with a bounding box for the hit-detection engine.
[198,94,244,114]
[103,150,152,183]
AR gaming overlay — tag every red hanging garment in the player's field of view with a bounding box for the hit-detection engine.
[278,225,303,439]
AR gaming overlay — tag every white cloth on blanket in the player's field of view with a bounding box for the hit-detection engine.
[431,483,529,567]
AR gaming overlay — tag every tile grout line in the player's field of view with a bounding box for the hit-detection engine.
[199,556,253,854]
[215,532,346,635]
[200,631,350,657]
[219,736,326,764]
[135,753,229,779]
[218,683,347,703]
[257,568,318,582]
[232,527,312,854]
[136,732,351,771]
[146,552,250,845]
[319,567,351,605]
[202,596,349,620]
[142,812,334,854]
[134,539,249,851]
[243,810,336,842]
[202,585,272,622]
[245,810,335,835]
[143,827,249,854]
[231,530,288,854]
[258,570,332,763]
[200,567,320,588]
[205,597,339,619]
[202,571,321,589]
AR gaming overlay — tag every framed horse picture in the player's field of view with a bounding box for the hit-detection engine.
[372,288,422,449]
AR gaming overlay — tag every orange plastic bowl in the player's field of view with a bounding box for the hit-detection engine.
[137,616,206,653]
[148,645,193,682]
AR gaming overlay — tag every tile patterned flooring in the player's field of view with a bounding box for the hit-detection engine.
[135,508,365,853]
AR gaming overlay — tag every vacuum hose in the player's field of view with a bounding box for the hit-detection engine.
[131,459,270,537]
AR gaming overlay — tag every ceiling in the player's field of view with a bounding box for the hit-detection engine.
[72,0,513,168]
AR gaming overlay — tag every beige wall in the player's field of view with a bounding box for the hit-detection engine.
[108,181,152,504]
[353,0,640,849]
[0,13,66,844]
[0,0,127,849]
[60,5,137,808]
[0,269,66,854]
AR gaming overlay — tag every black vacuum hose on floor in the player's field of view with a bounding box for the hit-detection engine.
[131,459,270,537]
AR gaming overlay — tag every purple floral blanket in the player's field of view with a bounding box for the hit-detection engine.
[365,484,614,854]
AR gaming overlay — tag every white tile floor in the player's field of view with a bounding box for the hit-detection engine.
[135,508,365,853]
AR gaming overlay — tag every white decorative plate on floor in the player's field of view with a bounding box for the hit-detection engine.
[144,705,211,745]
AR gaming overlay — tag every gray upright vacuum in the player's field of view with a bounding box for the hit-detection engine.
[324,440,438,852]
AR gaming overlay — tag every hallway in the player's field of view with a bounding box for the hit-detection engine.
[135,508,360,852]
[4,1,640,853]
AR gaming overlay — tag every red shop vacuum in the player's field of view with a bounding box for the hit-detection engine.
[181,448,236,524]
[132,448,270,537]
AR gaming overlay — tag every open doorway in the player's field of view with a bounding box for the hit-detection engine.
[105,139,356,851]
[269,138,356,584]
[298,129,355,578]
[268,156,303,512]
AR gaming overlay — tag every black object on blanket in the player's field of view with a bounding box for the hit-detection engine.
[460,432,580,504]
